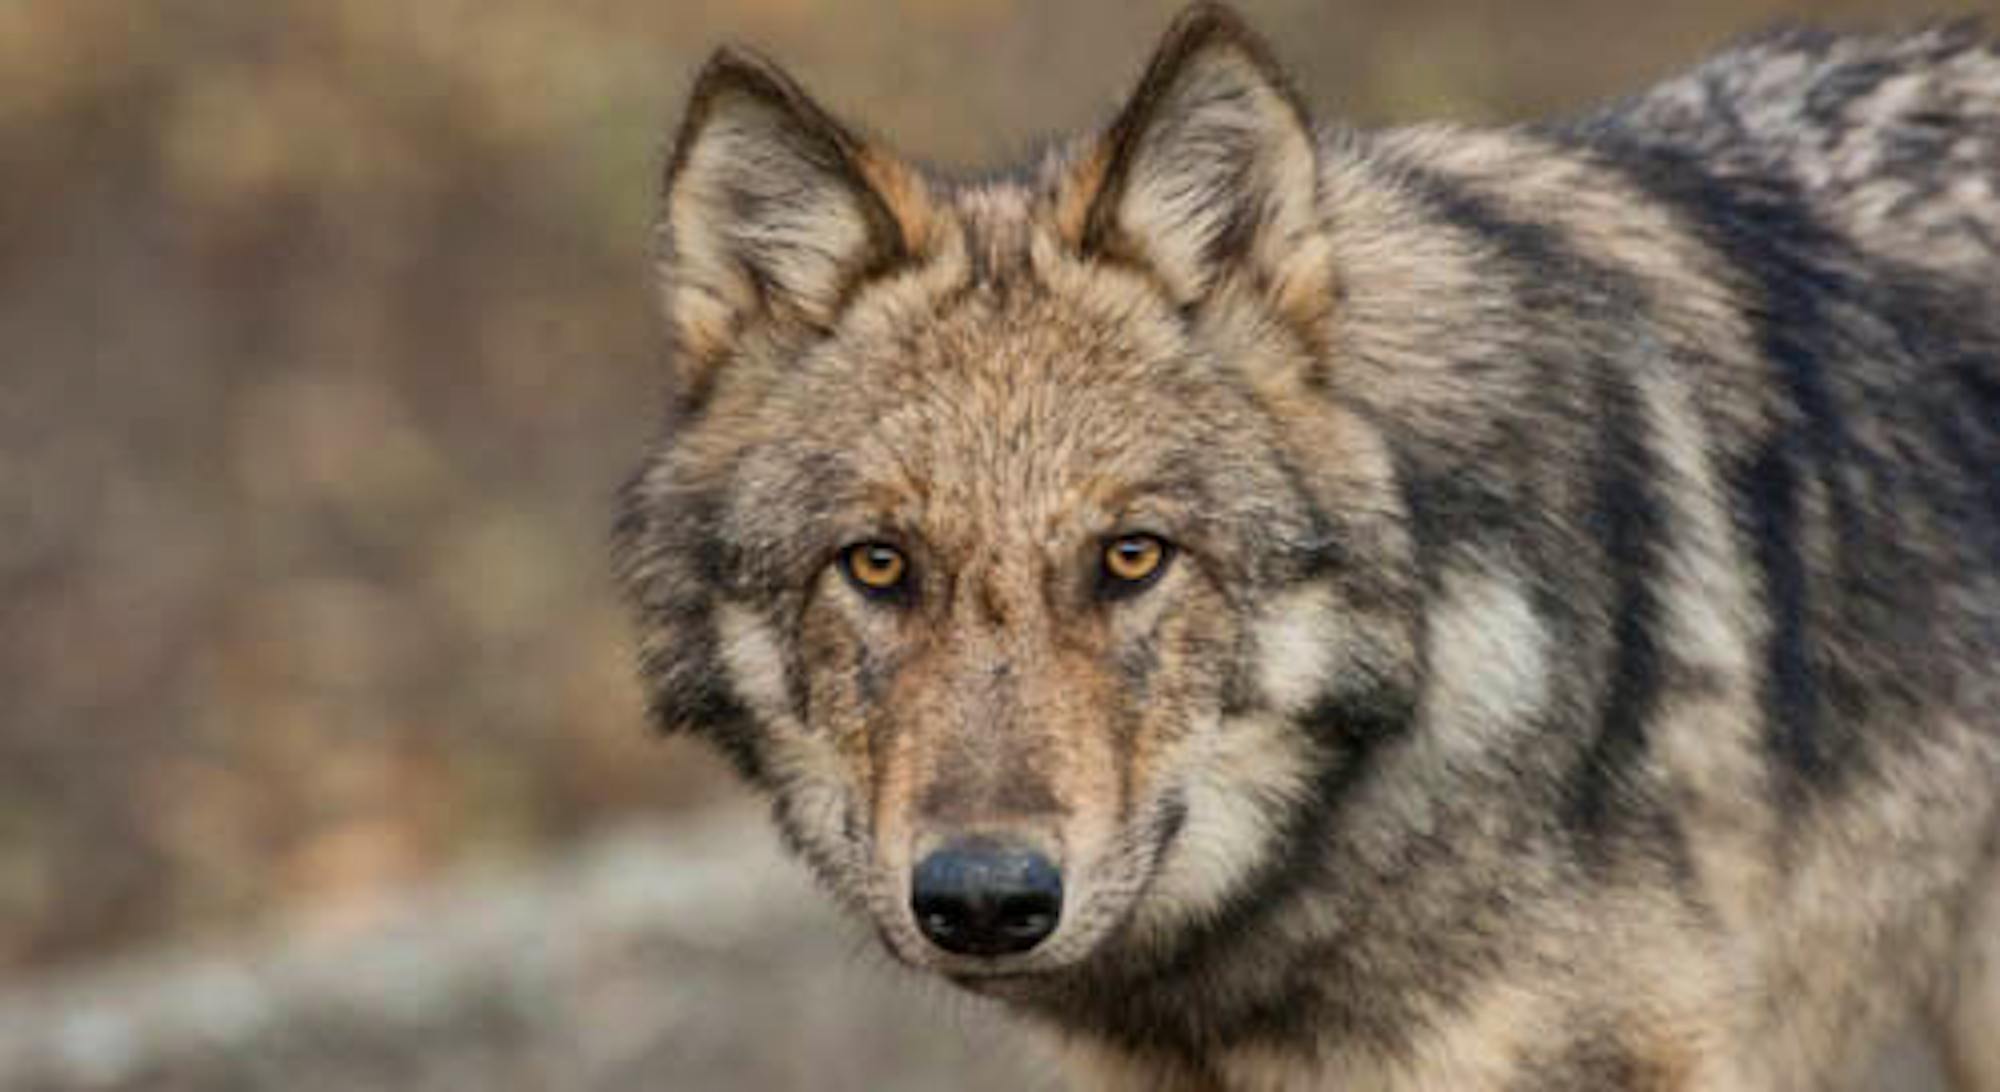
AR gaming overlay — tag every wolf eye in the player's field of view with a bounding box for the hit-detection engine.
[1102,534,1171,593]
[841,542,909,596]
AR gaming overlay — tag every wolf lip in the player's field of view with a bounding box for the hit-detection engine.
[946,968,1054,1000]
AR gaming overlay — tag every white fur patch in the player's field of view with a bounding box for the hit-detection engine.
[1128,713,1316,939]
[714,602,794,722]
[1251,589,1346,716]
[714,604,867,908]
[1639,369,1756,680]
[1424,567,1549,754]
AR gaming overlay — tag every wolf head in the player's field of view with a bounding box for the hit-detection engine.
[615,4,1419,984]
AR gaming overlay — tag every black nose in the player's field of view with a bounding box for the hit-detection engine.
[910,838,1063,956]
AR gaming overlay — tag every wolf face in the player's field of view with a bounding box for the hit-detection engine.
[615,9,1417,983]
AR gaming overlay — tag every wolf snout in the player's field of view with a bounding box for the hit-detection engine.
[910,837,1063,956]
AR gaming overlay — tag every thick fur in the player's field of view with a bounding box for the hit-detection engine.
[614,7,2000,1089]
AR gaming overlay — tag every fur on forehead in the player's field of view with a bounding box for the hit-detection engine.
[670,177,1341,581]
[687,302,1334,598]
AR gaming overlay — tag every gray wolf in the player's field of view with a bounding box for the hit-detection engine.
[612,5,2000,1087]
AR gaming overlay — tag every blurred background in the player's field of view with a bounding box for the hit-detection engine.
[1,0,1986,1087]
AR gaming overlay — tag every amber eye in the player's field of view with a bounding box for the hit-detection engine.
[1102,533,1171,591]
[841,542,909,595]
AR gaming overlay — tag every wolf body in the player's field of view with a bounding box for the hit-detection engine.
[614,7,2000,1089]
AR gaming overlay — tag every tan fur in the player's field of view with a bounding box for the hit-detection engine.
[1942,853,2000,1092]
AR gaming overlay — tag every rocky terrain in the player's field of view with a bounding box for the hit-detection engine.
[0,807,1053,1092]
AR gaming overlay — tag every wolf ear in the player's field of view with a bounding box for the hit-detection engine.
[1068,4,1327,313]
[658,49,926,398]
